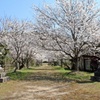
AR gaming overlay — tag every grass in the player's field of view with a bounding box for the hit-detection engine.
[7,67,35,80]
[63,71,93,81]
[7,65,94,82]
[53,66,70,72]
[53,65,94,82]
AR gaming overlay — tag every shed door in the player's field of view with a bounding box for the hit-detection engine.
[85,59,91,70]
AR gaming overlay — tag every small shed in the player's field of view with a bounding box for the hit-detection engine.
[79,55,100,72]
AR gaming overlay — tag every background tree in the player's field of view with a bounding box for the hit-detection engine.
[0,18,37,72]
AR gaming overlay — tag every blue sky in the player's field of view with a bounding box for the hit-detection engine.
[0,0,99,21]
[0,0,55,21]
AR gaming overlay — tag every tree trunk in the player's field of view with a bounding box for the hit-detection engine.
[19,58,25,70]
[13,62,18,72]
[60,59,63,67]
[71,57,79,71]
[13,66,18,73]
[26,59,29,68]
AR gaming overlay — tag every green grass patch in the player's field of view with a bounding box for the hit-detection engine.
[53,66,64,70]
[7,67,35,80]
[7,65,94,82]
[53,66,94,81]
[62,71,94,81]
[53,66,70,72]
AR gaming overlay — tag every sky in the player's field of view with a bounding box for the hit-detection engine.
[0,0,100,21]
[0,0,55,21]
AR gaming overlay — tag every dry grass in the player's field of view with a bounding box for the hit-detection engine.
[0,64,100,100]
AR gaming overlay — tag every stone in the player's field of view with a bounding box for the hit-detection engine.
[0,72,6,78]
[0,76,9,83]
[0,67,9,83]
[0,66,3,72]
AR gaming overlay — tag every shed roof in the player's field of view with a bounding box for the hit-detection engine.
[82,55,100,59]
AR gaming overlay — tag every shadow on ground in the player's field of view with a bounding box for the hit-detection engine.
[7,71,95,84]
[76,80,94,84]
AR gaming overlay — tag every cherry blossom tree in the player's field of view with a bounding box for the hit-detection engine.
[34,0,100,70]
[0,18,37,72]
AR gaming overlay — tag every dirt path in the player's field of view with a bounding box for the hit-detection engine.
[1,64,100,100]
[3,80,84,100]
